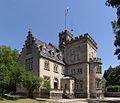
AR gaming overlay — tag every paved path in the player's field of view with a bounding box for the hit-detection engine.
[36,98,87,103]
[36,97,120,103]
[56,99,87,103]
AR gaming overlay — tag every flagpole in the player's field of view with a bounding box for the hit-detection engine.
[65,7,69,30]
[65,11,66,30]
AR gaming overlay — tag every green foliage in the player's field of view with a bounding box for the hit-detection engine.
[43,81,51,91]
[105,0,120,59]
[112,20,120,59]
[105,0,120,8]
[22,72,43,98]
[107,85,120,92]
[100,77,106,88]
[103,65,120,87]
[0,46,20,95]
[0,45,46,98]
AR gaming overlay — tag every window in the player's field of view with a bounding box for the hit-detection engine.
[54,63,58,73]
[54,78,58,89]
[71,69,76,75]
[80,83,82,89]
[26,44,32,55]
[40,45,43,51]
[77,53,81,60]
[52,52,55,57]
[76,80,83,90]
[65,84,67,89]
[78,68,82,74]
[96,79,101,89]
[43,48,46,54]
[72,83,74,90]
[71,69,73,74]
[76,83,79,89]
[25,57,33,70]
[61,66,65,74]
[96,65,102,73]
[71,54,75,61]
[43,75,50,81]
[74,69,75,74]
[44,60,49,70]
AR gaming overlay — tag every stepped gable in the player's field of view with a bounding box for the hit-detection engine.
[20,30,64,65]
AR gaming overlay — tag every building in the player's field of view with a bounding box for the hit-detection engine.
[18,30,102,98]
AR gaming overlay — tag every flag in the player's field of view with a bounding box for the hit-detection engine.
[65,7,69,16]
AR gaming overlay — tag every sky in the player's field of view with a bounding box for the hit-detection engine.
[0,0,119,73]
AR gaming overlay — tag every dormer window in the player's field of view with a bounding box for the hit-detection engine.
[52,51,54,57]
[57,54,60,59]
[44,60,49,71]
[48,50,52,55]
[43,48,46,54]
[40,45,43,51]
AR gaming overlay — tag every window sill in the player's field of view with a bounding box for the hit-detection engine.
[44,68,50,71]
[54,71,58,73]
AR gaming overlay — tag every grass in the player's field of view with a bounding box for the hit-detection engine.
[0,98,58,103]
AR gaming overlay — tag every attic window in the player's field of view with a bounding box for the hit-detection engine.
[40,45,43,51]
[43,48,46,54]
[48,50,52,55]
[52,51,54,57]
[57,54,60,59]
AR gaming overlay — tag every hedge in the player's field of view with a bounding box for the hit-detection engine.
[107,85,120,92]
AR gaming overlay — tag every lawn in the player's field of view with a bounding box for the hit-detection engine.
[0,98,58,103]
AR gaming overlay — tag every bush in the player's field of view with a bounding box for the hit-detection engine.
[107,85,120,92]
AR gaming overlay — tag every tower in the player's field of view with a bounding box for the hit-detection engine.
[59,30,73,51]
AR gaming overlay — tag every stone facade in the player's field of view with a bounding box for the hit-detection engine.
[18,30,102,98]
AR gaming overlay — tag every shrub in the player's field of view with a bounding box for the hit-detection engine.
[107,85,120,92]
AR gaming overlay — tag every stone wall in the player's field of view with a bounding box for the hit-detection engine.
[49,90,63,99]
[105,92,120,97]
[75,93,88,98]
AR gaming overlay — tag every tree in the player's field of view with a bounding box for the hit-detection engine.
[103,65,120,87]
[0,45,50,98]
[106,0,120,59]
[43,81,51,91]
[22,72,43,98]
[103,66,112,83]
[0,46,20,95]
[8,64,26,93]
[106,0,120,7]
[100,77,107,88]
[0,46,27,95]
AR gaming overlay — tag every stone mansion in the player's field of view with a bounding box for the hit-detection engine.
[18,30,102,98]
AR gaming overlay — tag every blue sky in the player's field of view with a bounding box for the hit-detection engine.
[0,0,119,73]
